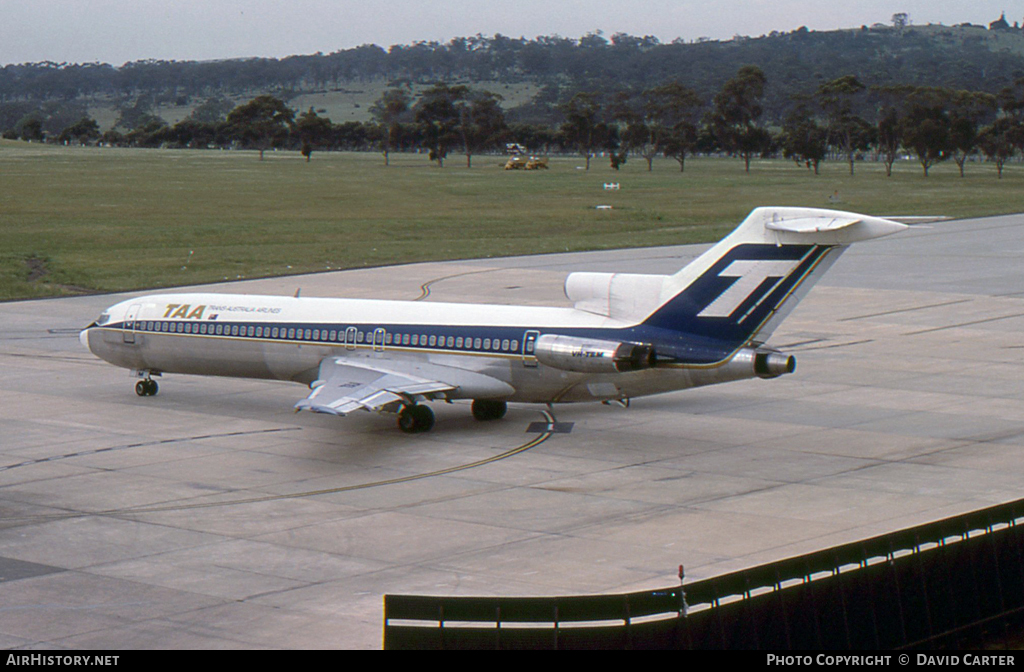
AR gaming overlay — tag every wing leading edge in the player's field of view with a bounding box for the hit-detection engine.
[295,357,514,415]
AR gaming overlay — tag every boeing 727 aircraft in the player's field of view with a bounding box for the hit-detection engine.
[80,207,906,433]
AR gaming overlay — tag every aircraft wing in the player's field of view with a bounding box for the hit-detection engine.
[294,356,514,415]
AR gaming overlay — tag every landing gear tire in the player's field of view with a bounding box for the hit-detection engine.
[471,399,507,421]
[397,404,435,434]
[135,379,158,397]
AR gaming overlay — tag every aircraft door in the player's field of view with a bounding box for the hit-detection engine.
[345,326,357,351]
[372,328,386,352]
[522,330,540,367]
[123,304,142,344]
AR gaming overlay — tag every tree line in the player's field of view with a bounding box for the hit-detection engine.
[4,23,1024,124]
[7,68,1024,178]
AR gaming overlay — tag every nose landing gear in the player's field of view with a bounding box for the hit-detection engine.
[134,371,160,397]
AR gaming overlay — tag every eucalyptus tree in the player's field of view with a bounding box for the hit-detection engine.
[948,91,997,177]
[558,92,615,170]
[57,116,100,145]
[816,75,870,176]
[617,81,702,172]
[650,82,702,172]
[709,65,769,172]
[226,95,296,160]
[370,87,411,166]
[456,90,508,168]
[977,118,1016,178]
[900,88,952,177]
[876,106,903,177]
[780,103,828,174]
[414,83,466,167]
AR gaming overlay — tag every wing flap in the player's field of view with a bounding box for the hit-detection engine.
[294,356,513,416]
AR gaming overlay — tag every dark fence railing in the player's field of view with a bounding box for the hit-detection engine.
[384,497,1024,649]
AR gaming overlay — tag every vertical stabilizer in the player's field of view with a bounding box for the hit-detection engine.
[642,207,906,347]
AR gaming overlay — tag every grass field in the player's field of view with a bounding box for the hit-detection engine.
[2,139,1022,301]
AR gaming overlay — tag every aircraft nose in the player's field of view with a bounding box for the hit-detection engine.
[79,325,94,351]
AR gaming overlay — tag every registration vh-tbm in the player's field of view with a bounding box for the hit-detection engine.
[80,207,906,433]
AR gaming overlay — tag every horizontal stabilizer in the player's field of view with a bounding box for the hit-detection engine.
[879,215,951,225]
[758,208,907,244]
[765,216,861,233]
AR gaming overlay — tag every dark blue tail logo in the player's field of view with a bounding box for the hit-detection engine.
[643,244,830,345]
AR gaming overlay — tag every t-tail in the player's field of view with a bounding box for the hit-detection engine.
[564,207,907,371]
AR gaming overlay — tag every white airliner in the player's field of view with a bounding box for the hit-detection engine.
[80,207,906,433]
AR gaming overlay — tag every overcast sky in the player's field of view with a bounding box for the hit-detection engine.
[2,1,1021,66]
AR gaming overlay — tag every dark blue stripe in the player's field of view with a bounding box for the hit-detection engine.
[642,243,829,344]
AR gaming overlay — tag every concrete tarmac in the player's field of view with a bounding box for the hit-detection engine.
[2,214,1023,649]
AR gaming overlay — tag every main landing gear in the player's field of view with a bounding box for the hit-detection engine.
[471,399,507,422]
[396,400,508,433]
[397,404,435,434]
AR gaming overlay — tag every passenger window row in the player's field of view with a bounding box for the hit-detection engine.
[136,321,521,353]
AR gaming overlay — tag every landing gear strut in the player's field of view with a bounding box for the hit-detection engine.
[397,404,435,433]
[135,378,159,397]
[471,399,507,421]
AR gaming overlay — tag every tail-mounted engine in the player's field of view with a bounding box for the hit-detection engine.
[533,334,656,374]
[752,349,797,379]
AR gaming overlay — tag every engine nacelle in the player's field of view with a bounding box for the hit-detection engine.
[752,350,796,379]
[533,334,656,374]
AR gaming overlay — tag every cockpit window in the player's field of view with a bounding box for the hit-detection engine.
[96,313,111,325]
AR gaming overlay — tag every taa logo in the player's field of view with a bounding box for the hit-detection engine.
[697,259,800,320]
[163,304,207,319]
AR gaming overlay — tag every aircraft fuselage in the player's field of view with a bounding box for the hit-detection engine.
[82,291,772,405]
[81,207,907,430]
